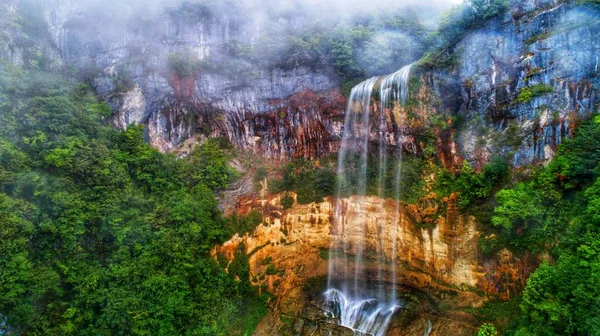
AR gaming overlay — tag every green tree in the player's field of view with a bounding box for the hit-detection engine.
[0,62,266,335]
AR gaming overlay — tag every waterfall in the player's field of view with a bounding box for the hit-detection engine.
[324,64,413,336]
[324,289,400,336]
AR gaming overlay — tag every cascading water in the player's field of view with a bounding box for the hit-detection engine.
[324,64,413,336]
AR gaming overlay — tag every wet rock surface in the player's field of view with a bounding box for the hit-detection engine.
[212,191,537,335]
[430,1,600,167]
[5,0,597,166]
[9,0,350,156]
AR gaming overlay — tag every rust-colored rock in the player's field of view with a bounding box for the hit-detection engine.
[212,192,538,335]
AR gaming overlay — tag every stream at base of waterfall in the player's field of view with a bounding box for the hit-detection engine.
[323,64,412,336]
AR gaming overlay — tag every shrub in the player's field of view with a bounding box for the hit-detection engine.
[517,87,533,103]
[435,156,509,209]
[517,84,553,103]
[268,160,336,204]
[186,139,238,191]
[280,194,294,210]
[225,210,263,236]
[265,264,278,275]
[254,167,268,183]
[477,323,498,336]
[167,51,200,77]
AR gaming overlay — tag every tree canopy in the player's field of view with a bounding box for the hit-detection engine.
[0,64,266,335]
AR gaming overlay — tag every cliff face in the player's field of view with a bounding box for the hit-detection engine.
[0,0,345,156]
[5,1,596,166]
[58,1,344,156]
[212,192,538,335]
[0,0,362,158]
[424,0,600,167]
[349,1,600,170]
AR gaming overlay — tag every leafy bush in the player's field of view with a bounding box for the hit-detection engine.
[255,166,268,183]
[435,156,509,209]
[280,194,294,210]
[517,84,553,103]
[477,323,498,336]
[186,138,238,191]
[224,210,263,236]
[167,51,200,77]
[516,87,533,104]
[268,159,336,204]
[267,152,429,204]
[483,115,600,333]
[265,264,278,275]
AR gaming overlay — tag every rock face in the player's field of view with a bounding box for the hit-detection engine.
[353,1,600,170]
[0,0,345,156]
[4,0,355,157]
[212,192,537,335]
[5,1,597,166]
[425,1,600,167]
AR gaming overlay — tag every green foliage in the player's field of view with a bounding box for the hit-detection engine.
[265,264,278,275]
[466,297,522,333]
[435,156,509,209]
[517,87,533,104]
[302,275,328,293]
[268,159,336,204]
[254,166,268,183]
[336,153,427,202]
[481,115,600,334]
[248,13,427,94]
[280,194,294,210]
[492,183,544,229]
[224,210,263,236]
[167,51,200,77]
[318,248,330,260]
[517,84,553,104]
[0,63,266,335]
[417,50,457,69]
[518,236,600,334]
[486,172,562,253]
[525,32,552,44]
[514,175,600,335]
[547,116,600,189]
[268,153,428,204]
[187,138,238,191]
[477,323,498,336]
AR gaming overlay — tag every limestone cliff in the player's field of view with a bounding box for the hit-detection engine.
[332,1,600,170]
[4,1,597,168]
[423,0,600,168]
[1,0,425,158]
[212,192,538,335]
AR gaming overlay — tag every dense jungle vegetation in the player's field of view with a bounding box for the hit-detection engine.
[488,116,600,335]
[0,65,266,335]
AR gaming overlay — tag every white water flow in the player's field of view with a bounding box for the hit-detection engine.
[325,64,412,336]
